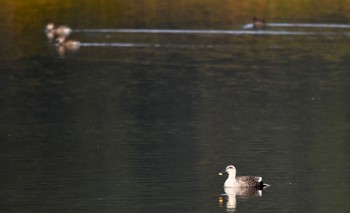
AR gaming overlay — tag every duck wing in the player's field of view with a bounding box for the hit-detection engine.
[236,176,263,188]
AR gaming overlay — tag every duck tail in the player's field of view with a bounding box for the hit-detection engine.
[261,182,270,188]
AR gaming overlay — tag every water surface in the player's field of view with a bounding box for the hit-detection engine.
[1,1,350,212]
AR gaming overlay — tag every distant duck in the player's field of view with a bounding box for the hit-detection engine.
[56,37,80,50]
[219,165,269,188]
[253,17,266,29]
[45,23,72,39]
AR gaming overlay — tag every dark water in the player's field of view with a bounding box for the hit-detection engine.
[1,1,350,212]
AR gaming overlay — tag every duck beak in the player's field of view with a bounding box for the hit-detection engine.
[218,171,227,176]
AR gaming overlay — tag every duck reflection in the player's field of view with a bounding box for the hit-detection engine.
[219,187,263,212]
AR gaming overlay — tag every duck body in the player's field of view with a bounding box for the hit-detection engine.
[56,37,80,50]
[219,165,268,189]
[46,23,72,38]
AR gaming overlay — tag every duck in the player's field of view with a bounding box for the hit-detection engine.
[253,17,266,29]
[45,23,72,38]
[56,36,80,50]
[219,165,269,188]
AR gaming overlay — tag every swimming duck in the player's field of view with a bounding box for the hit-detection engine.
[45,23,72,38]
[253,17,266,29]
[219,165,269,188]
[56,37,80,50]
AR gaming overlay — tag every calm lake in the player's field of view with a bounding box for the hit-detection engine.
[1,1,350,212]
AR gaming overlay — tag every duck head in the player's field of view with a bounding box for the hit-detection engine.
[46,23,55,32]
[218,165,237,176]
[56,36,65,45]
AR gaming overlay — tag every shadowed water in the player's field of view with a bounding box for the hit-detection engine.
[1,1,350,213]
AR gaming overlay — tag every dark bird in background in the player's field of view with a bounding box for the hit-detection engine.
[253,17,266,30]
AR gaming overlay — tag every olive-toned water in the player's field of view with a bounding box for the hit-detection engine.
[1,1,350,212]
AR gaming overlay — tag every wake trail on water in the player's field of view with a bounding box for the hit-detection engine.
[79,42,217,48]
[73,25,350,48]
[74,28,344,36]
[242,22,350,29]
